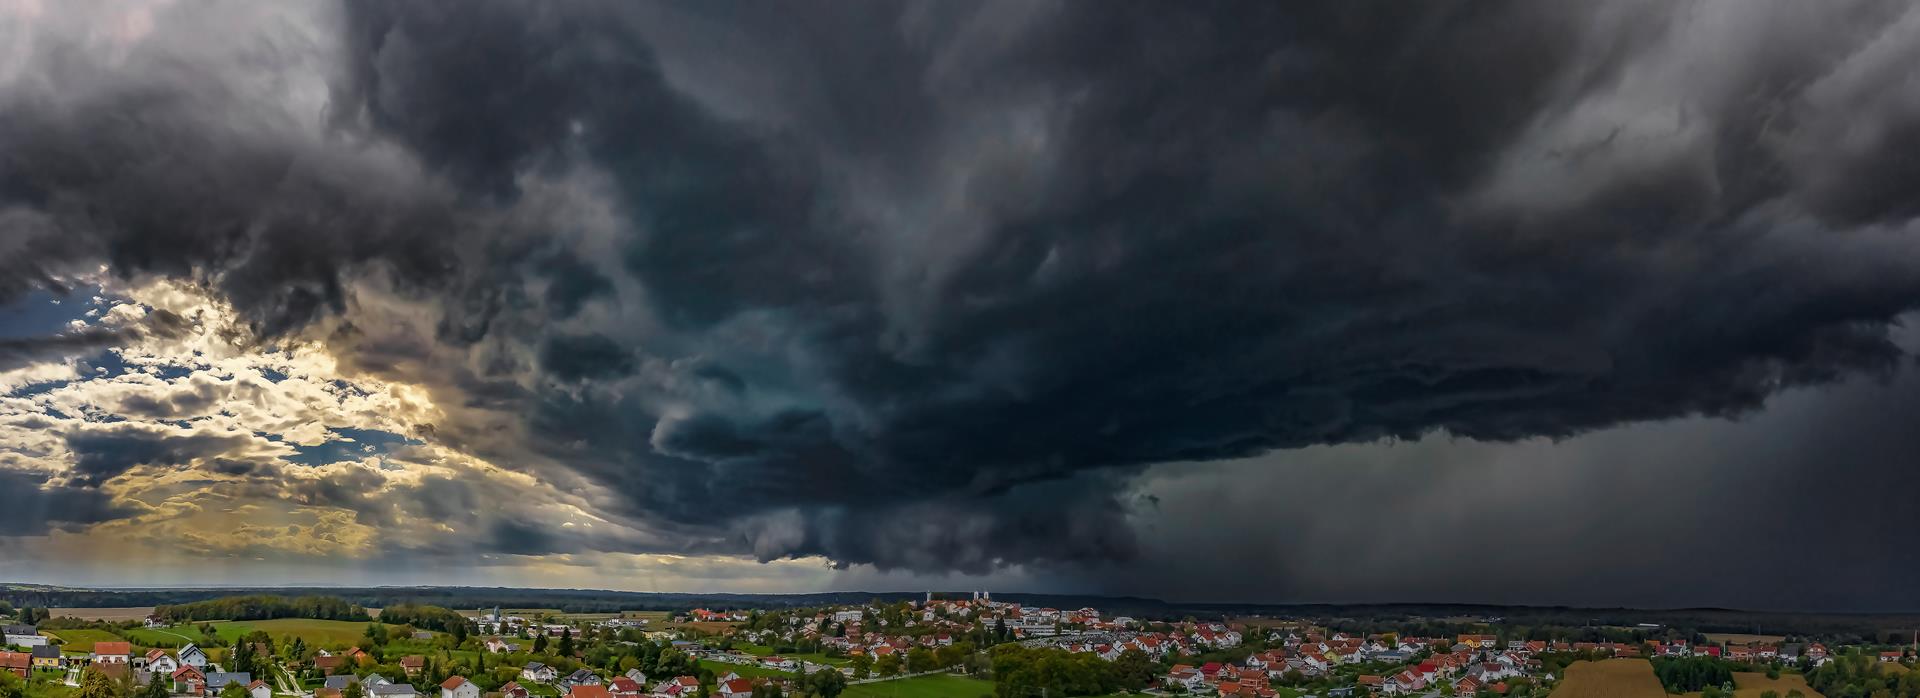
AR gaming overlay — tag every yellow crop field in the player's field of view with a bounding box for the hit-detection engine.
[1705,633,1787,645]
[1551,659,1666,698]
[1731,672,1824,698]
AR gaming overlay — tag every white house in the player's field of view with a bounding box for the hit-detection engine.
[93,642,133,664]
[716,679,754,698]
[249,680,274,698]
[146,650,180,674]
[2,626,46,647]
[522,663,558,683]
[441,677,481,698]
[179,644,209,669]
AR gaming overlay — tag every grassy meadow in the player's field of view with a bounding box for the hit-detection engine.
[699,660,802,679]
[42,629,125,652]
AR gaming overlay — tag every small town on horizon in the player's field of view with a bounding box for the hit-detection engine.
[4,589,1920,698]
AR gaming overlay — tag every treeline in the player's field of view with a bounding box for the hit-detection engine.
[156,595,369,622]
[989,646,1155,698]
[375,605,469,635]
[1806,651,1920,697]
[1651,656,1737,693]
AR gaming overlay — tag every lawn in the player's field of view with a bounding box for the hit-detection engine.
[722,646,847,667]
[125,626,211,647]
[1730,672,1826,698]
[781,652,851,667]
[44,628,125,652]
[699,660,801,679]
[843,674,997,698]
[1550,659,1665,698]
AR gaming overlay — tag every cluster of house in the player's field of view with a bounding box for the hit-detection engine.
[1158,633,1537,697]
[1651,640,1837,665]
[514,663,773,698]
[726,592,1156,666]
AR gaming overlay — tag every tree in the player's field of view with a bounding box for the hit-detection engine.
[231,642,257,681]
[849,655,872,679]
[0,669,25,698]
[344,682,366,698]
[221,682,251,698]
[144,672,171,698]
[875,654,901,677]
[806,668,846,698]
[559,628,574,657]
[905,648,934,672]
[1111,649,1155,690]
[534,634,549,654]
[80,669,120,698]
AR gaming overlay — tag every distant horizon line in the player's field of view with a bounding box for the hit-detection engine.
[14,581,1920,616]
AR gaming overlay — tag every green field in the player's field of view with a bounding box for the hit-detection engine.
[699,660,801,679]
[125,626,212,647]
[44,629,124,652]
[783,652,851,667]
[730,644,848,667]
[212,619,397,647]
[843,674,996,698]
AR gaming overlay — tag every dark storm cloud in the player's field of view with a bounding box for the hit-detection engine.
[0,469,137,536]
[1071,356,1920,611]
[63,427,260,487]
[0,309,189,372]
[5,0,1920,580]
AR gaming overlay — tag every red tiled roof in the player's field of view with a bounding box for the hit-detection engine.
[94,642,132,656]
[570,685,611,698]
[442,677,471,690]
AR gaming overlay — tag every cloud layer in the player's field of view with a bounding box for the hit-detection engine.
[4,0,1920,590]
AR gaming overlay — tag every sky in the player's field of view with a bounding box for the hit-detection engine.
[4,0,1920,612]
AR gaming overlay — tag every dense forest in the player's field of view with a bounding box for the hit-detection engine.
[1806,651,1920,697]
[155,595,370,622]
[375,604,470,634]
[1651,656,1738,692]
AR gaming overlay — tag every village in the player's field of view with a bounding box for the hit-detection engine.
[3,594,1916,698]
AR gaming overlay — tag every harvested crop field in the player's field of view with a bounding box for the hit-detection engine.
[1732,672,1825,698]
[1551,659,1665,698]
[48,607,156,621]
[1705,633,1787,645]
